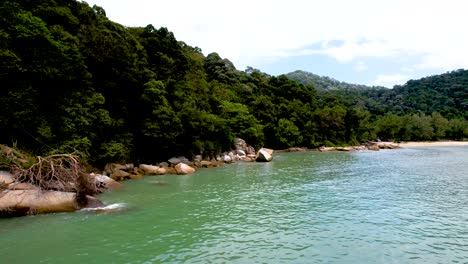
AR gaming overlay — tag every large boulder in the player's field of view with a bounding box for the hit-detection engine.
[110,169,130,181]
[91,173,123,189]
[0,190,103,216]
[174,163,196,175]
[139,164,167,175]
[256,148,274,162]
[234,138,248,150]
[140,164,158,175]
[104,163,126,175]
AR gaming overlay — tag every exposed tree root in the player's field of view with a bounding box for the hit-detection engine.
[12,154,98,199]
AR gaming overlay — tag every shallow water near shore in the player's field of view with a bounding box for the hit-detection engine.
[1,146,467,263]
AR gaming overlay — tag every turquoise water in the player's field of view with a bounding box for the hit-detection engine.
[1,147,467,263]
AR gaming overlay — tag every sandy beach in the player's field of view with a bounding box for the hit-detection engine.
[398,141,468,147]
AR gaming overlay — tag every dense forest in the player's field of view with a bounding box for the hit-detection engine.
[1,0,467,166]
[286,70,386,91]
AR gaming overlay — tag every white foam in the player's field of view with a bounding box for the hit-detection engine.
[81,203,128,212]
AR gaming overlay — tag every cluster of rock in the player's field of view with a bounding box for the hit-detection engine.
[0,138,274,217]
[0,170,122,216]
[103,139,274,180]
[319,141,400,152]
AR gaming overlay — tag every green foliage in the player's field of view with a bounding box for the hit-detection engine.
[275,119,302,149]
[0,0,466,167]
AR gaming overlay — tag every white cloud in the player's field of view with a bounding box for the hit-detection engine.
[90,0,468,84]
[354,61,368,72]
[373,74,410,88]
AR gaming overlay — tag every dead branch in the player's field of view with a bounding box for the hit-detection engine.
[12,154,97,196]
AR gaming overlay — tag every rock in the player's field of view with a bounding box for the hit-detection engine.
[8,182,39,190]
[85,196,104,208]
[246,146,256,155]
[367,145,380,151]
[200,161,217,168]
[336,147,353,151]
[168,157,180,164]
[234,138,248,150]
[129,174,144,180]
[353,145,368,151]
[235,150,246,157]
[242,156,254,162]
[0,190,103,216]
[166,167,178,175]
[223,154,232,163]
[256,148,274,162]
[365,141,400,150]
[104,163,127,175]
[174,163,196,175]
[110,169,130,181]
[194,155,203,162]
[319,147,336,152]
[0,171,14,185]
[139,164,160,175]
[287,147,307,152]
[139,164,167,175]
[377,142,400,149]
[168,156,189,165]
[92,173,123,189]
[159,162,169,168]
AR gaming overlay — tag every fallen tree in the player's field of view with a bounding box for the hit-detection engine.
[0,145,102,216]
[12,154,98,199]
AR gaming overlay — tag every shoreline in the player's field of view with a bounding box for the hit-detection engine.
[398,141,468,147]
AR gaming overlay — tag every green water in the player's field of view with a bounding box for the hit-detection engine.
[1,147,467,263]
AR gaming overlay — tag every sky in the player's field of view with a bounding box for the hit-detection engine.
[89,0,468,88]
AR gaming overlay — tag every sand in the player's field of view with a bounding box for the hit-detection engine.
[398,141,468,147]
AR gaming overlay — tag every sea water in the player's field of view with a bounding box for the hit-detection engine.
[0,146,467,263]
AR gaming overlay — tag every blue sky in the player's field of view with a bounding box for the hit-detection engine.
[90,0,468,88]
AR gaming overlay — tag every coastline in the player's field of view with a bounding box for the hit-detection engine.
[399,141,468,147]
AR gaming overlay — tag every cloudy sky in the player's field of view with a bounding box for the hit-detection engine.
[89,0,468,87]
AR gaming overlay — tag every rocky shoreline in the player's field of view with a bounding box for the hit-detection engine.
[0,139,274,217]
[275,141,400,153]
[0,140,405,217]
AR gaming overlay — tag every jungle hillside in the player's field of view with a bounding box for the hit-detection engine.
[1,0,467,166]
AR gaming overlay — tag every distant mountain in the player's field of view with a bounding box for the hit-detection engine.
[386,69,468,118]
[285,70,386,91]
[312,69,468,119]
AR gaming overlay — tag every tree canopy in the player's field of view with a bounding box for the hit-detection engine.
[1,0,467,166]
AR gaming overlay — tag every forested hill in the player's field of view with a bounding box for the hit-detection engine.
[320,69,468,119]
[285,70,386,90]
[389,70,468,118]
[1,0,467,166]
